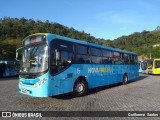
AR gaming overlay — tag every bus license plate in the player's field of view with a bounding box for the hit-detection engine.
[22,88,28,93]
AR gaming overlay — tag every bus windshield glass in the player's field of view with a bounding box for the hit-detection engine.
[141,61,148,70]
[20,44,48,73]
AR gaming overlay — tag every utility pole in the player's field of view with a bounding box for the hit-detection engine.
[149,52,151,59]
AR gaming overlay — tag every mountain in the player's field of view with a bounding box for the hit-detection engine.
[112,30,160,58]
[0,17,160,60]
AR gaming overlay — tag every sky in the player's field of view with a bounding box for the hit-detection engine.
[1,0,160,40]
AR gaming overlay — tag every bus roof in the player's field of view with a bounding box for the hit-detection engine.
[49,33,137,55]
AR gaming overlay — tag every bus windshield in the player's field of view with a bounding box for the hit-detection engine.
[141,61,148,70]
[20,44,48,73]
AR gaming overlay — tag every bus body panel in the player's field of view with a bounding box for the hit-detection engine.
[19,72,50,97]
[19,64,139,97]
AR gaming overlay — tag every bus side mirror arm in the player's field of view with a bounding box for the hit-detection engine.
[15,47,23,61]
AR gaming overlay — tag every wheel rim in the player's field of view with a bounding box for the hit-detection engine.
[75,83,84,93]
[124,76,128,83]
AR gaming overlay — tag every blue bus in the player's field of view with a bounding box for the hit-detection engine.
[16,33,139,97]
[0,61,18,77]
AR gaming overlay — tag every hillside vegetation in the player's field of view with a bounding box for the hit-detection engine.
[0,17,160,60]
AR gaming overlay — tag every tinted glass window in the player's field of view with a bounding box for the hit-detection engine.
[77,45,87,55]
[113,51,120,58]
[53,39,74,52]
[113,51,124,64]
[102,50,113,64]
[76,55,90,63]
[155,60,160,68]
[102,50,112,57]
[124,54,129,64]
[50,39,74,75]
[91,56,101,64]
[76,44,90,63]
[91,48,101,56]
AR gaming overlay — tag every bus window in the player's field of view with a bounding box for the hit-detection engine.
[50,39,74,75]
[77,45,87,54]
[113,51,123,64]
[148,60,153,69]
[76,44,90,63]
[90,47,101,64]
[124,54,129,64]
[155,60,160,68]
[134,55,138,65]
[129,55,133,65]
[102,50,112,64]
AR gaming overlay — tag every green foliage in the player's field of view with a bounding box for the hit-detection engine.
[112,30,160,58]
[0,17,111,60]
[0,17,160,60]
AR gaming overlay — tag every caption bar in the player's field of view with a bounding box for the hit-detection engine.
[0,111,160,118]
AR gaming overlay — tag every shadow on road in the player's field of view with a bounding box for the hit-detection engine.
[129,75,148,83]
[0,76,19,81]
[54,75,148,100]
[52,93,75,100]
[88,75,148,96]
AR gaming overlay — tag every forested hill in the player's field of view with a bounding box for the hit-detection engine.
[0,17,111,60]
[112,30,160,58]
[0,17,160,60]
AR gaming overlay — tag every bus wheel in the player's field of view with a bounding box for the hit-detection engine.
[74,79,88,97]
[123,74,128,85]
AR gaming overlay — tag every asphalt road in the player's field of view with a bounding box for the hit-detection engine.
[0,74,160,120]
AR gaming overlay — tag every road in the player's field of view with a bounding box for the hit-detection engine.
[0,74,160,119]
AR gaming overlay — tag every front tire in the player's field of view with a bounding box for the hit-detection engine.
[73,79,88,97]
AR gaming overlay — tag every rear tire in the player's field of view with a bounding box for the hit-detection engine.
[123,74,128,85]
[73,78,88,97]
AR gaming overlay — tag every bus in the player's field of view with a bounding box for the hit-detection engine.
[0,61,18,77]
[147,59,160,74]
[138,60,150,74]
[16,33,139,97]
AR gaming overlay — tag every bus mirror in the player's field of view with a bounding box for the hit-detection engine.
[67,60,71,63]
[16,47,23,61]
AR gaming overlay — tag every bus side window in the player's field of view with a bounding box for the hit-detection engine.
[102,49,112,64]
[76,44,90,64]
[90,47,101,64]
[155,60,160,68]
[124,54,129,65]
[130,55,134,65]
[134,55,138,65]
[50,39,74,75]
[113,51,123,65]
